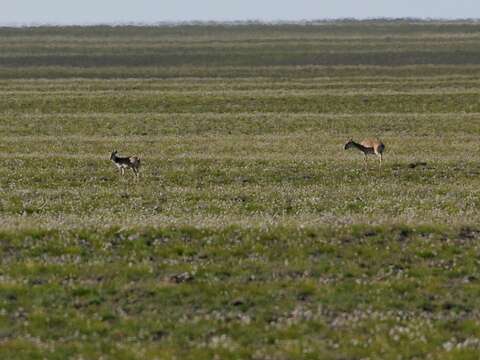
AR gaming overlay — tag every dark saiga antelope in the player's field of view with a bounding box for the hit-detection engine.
[344,138,385,165]
[110,150,141,178]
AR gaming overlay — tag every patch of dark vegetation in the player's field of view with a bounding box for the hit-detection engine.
[396,227,412,242]
[458,226,480,240]
[169,272,195,284]
[408,161,428,169]
[150,330,168,341]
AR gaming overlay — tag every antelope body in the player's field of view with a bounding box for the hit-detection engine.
[110,150,141,178]
[344,138,385,164]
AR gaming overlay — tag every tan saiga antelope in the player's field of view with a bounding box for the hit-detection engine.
[110,150,141,178]
[344,138,385,165]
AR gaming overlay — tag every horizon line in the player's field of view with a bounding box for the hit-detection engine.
[1,17,480,28]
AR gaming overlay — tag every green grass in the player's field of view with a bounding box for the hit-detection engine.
[2,20,480,359]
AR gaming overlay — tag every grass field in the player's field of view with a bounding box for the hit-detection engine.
[2,20,480,359]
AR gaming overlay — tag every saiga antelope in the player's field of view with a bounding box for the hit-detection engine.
[110,150,141,178]
[344,138,385,165]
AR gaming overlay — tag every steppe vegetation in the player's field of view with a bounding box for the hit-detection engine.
[2,20,480,359]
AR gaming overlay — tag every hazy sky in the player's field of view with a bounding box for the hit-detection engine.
[1,0,479,25]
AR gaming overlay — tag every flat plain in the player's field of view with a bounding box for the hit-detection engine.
[2,21,480,359]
